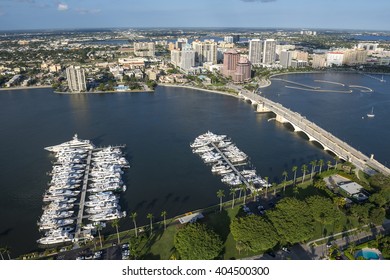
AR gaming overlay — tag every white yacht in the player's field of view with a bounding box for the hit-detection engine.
[45,134,95,152]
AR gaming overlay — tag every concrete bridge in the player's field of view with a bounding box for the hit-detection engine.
[238,90,390,176]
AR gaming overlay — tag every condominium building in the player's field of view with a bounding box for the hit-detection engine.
[234,57,251,83]
[170,45,195,72]
[326,52,344,66]
[192,40,218,65]
[311,54,327,68]
[248,39,263,66]
[224,36,234,43]
[66,66,86,92]
[134,42,155,57]
[262,39,277,65]
[222,50,240,78]
[280,50,293,68]
[180,45,196,71]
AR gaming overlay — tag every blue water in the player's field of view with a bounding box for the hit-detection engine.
[262,72,390,167]
[355,249,380,260]
[1,72,389,257]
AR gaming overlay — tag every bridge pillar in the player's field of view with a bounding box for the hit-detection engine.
[256,102,272,113]
[275,114,288,123]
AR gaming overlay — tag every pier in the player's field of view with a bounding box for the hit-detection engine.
[239,90,390,176]
[210,142,255,193]
[74,150,92,241]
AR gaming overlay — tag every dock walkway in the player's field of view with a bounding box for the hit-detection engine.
[74,150,92,240]
[210,143,255,193]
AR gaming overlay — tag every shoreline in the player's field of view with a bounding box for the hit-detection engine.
[158,83,242,99]
[0,85,52,91]
[53,89,155,94]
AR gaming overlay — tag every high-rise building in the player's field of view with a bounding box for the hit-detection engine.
[134,42,155,57]
[326,51,344,66]
[248,39,263,65]
[232,35,240,43]
[192,40,217,65]
[180,45,196,71]
[176,38,188,50]
[224,36,234,43]
[280,51,293,68]
[66,66,86,92]
[262,39,277,65]
[311,54,327,68]
[170,50,181,67]
[222,50,240,78]
[170,45,195,72]
[234,57,251,83]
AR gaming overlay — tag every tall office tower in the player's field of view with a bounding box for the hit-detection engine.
[134,42,155,57]
[248,39,263,66]
[280,50,293,68]
[234,57,251,83]
[232,35,240,43]
[192,40,218,65]
[180,44,196,71]
[66,66,86,92]
[222,50,240,78]
[262,39,277,65]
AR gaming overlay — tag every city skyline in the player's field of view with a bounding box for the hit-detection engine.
[1,0,390,31]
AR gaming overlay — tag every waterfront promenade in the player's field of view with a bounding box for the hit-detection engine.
[239,90,390,176]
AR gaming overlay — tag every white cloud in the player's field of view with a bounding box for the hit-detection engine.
[57,3,68,11]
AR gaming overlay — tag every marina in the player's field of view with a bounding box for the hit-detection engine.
[190,132,270,193]
[37,135,128,246]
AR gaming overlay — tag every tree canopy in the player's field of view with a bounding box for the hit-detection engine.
[230,215,278,252]
[267,197,314,244]
[306,196,342,225]
[174,223,223,260]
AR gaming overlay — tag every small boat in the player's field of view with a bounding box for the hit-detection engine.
[367,107,375,118]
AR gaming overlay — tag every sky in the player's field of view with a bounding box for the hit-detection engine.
[0,0,389,31]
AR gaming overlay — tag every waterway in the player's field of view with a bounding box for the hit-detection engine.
[262,72,390,167]
[0,72,388,257]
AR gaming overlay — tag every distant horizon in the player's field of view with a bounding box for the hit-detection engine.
[1,0,389,32]
[1,26,390,34]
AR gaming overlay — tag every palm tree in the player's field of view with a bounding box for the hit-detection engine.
[95,223,103,249]
[130,212,138,238]
[264,177,269,198]
[161,210,167,230]
[301,164,308,183]
[282,170,288,193]
[252,188,259,202]
[327,160,332,171]
[349,242,357,256]
[3,246,10,260]
[310,160,317,180]
[230,187,236,209]
[0,248,4,260]
[292,166,298,185]
[147,213,154,235]
[318,159,324,174]
[334,156,339,170]
[217,189,225,212]
[111,219,121,244]
[239,184,246,204]
[242,185,248,205]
